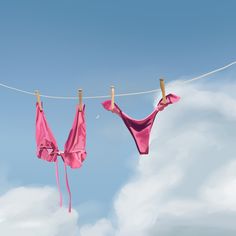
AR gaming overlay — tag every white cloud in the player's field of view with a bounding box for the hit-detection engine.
[80,219,114,236]
[80,80,236,236]
[0,186,79,236]
[201,160,236,211]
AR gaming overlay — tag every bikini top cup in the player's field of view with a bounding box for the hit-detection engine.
[36,102,87,168]
[102,93,180,154]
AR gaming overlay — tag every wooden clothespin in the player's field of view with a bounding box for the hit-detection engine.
[111,85,115,111]
[160,79,167,104]
[78,89,83,112]
[35,90,43,111]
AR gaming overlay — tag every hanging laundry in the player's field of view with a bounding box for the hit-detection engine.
[102,94,180,155]
[35,102,87,212]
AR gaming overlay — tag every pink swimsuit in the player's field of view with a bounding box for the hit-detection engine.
[36,102,87,212]
[102,94,180,154]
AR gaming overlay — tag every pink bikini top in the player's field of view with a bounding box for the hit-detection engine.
[102,93,180,154]
[36,102,87,212]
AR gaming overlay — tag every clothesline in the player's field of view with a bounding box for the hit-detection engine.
[0,61,236,100]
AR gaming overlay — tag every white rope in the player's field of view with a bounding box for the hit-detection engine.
[183,60,236,83]
[0,61,236,100]
[0,83,35,96]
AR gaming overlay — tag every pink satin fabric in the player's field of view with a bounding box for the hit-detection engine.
[36,102,87,212]
[102,93,180,154]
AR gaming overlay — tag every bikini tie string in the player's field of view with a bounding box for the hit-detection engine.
[55,154,72,213]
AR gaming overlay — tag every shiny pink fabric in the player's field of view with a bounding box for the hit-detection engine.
[36,102,87,212]
[102,93,180,154]
[36,103,87,168]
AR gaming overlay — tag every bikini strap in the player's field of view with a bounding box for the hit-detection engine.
[64,163,72,213]
[55,159,63,207]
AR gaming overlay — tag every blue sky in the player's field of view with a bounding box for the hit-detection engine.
[0,0,236,234]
